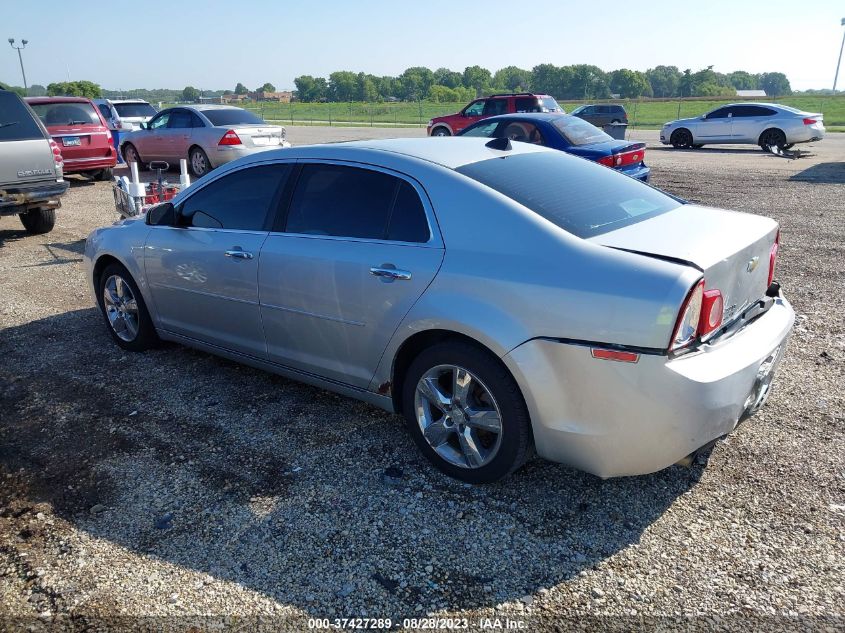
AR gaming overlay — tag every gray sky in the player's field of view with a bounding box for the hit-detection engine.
[4,0,844,91]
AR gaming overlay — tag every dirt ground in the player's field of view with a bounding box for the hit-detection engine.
[0,129,843,631]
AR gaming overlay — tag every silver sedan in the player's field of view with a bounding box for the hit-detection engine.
[119,105,290,177]
[84,138,794,483]
[661,102,824,150]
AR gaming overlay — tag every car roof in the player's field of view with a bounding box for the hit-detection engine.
[188,104,244,111]
[25,96,92,104]
[110,99,151,104]
[231,137,551,171]
[464,112,572,124]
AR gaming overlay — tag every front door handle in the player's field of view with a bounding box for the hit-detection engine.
[370,266,411,281]
[225,250,254,260]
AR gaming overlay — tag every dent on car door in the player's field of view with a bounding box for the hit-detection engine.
[144,163,291,357]
[258,163,444,388]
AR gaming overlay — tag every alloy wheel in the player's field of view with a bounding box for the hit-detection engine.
[414,365,503,469]
[103,275,139,342]
[191,150,208,175]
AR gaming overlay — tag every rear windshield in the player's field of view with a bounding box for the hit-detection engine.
[456,152,681,238]
[553,117,612,146]
[541,97,561,112]
[202,109,265,126]
[114,102,157,117]
[30,101,100,126]
[0,92,44,141]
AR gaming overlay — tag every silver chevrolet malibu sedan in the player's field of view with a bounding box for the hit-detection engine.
[84,138,794,483]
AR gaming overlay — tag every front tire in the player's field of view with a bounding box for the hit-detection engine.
[402,341,532,483]
[670,128,693,149]
[189,146,211,177]
[431,127,451,137]
[122,143,146,170]
[19,208,55,234]
[96,262,159,352]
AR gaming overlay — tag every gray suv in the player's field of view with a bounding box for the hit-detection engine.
[0,89,69,234]
[570,104,628,127]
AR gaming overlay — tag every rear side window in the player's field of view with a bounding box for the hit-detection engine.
[30,102,100,126]
[483,100,508,116]
[515,98,541,113]
[168,110,192,128]
[456,152,681,238]
[0,92,44,141]
[97,104,113,121]
[179,164,290,231]
[286,164,429,242]
[734,105,776,117]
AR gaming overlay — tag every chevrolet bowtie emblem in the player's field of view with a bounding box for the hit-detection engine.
[746,256,760,273]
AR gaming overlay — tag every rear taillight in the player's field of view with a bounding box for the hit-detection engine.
[49,139,64,168]
[670,280,726,351]
[802,118,818,125]
[768,230,780,287]
[598,146,645,169]
[699,289,724,336]
[218,129,242,146]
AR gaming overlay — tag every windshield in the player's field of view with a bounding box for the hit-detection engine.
[0,92,44,141]
[114,102,157,117]
[541,97,562,112]
[569,105,586,115]
[202,108,265,126]
[456,152,681,238]
[30,101,100,126]
[553,117,612,146]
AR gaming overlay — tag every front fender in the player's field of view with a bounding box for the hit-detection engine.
[85,220,152,314]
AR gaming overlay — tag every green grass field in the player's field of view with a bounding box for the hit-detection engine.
[227,96,845,130]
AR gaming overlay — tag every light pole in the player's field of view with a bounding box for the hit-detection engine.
[8,38,28,93]
[834,18,845,93]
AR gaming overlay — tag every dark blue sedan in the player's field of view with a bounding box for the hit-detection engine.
[458,113,650,182]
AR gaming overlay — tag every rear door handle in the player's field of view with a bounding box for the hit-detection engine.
[370,266,411,281]
[225,250,254,260]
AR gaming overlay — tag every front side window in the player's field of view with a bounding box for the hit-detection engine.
[149,112,170,129]
[456,152,681,238]
[286,164,429,242]
[705,107,730,119]
[30,102,101,126]
[464,101,484,117]
[178,164,290,231]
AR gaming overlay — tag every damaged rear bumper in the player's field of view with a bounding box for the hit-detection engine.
[0,180,69,216]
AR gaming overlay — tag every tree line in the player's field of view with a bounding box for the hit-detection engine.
[293,65,793,103]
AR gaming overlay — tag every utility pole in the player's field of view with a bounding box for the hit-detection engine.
[834,18,845,92]
[7,38,28,93]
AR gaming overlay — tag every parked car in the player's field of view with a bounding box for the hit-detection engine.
[0,89,68,234]
[661,103,825,150]
[570,103,628,127]
[427,92,562,137]
[458,113,649,181]
[119,105,291,177]
[92,99,157,131]
[85,138,793,483]
[26,97,117,181]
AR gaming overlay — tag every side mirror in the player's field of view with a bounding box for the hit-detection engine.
[146,202,175,226]
[140,122,149,130]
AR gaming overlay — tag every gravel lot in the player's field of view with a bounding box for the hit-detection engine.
[1,128,843,631]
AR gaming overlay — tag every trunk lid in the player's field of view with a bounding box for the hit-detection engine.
[227,124,286,148]
[590,204,778,324]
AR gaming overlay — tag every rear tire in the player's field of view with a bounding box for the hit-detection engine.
[401,341,533,484]
[670,128,693,149]
[96,262,159,352]
[431,127,451,137]
[189,146,211,177]
[759,128,787,151]
[19,208,55,234]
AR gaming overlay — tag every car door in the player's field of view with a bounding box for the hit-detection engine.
[730,105,775,142]
[144,162,291,358]
[134,110,170,159]
[698,106,733,141]
[163,109,194,161]
[458,100,486,133]
[258,161,444,388]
